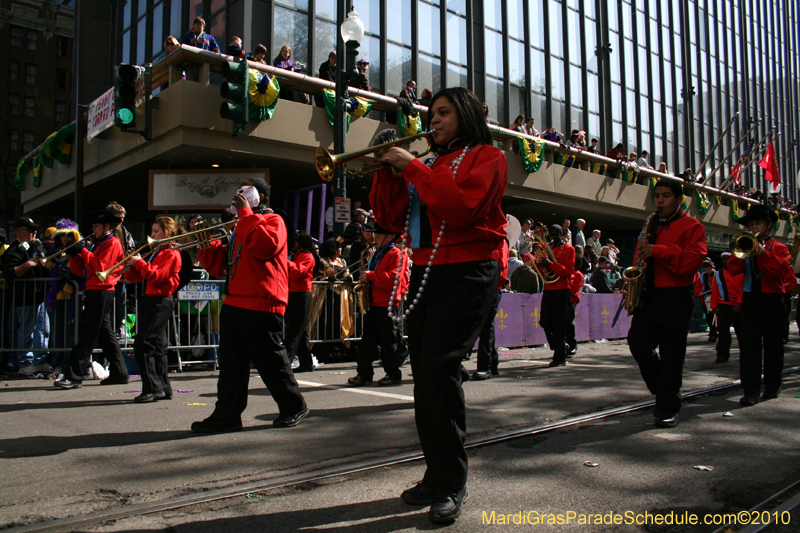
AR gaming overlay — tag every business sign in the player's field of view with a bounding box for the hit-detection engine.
[177,282,221,301]
[149,169,270,210]
[87,88,115,143]
[335,197,351,223]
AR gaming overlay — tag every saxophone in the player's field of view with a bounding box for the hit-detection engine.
[622,209,660,314]
[353,247,372,315]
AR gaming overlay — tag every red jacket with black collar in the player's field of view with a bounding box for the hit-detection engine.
[543,241,575,291]
[124,247,181,297]
[69,233,123,291]
[710,267,743,310]
[365,244,410,307]
[633,210,707,288]
[288,249,315,293]
[727,237,794,294]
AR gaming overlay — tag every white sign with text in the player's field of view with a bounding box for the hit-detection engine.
[86,88,116,143]
[149,169,270,209]
[335,197,351,223]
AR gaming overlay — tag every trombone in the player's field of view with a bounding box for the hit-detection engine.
[315,131,432,181]
[39,235,91,265]
[95,219,236,282]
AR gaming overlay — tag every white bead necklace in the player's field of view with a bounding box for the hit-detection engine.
[387,145,474,323]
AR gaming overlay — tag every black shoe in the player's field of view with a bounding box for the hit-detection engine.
[100,376,129,386]
[548,360,566,368]
[490,367,499,376]
[739,394,759,407]
[567,346,577,358]
[191,417,243,434]
[294,366,314,373]
[378,375,402,386]
[54,379,82,389]
[401,481,437,505]
[460,365,470,382]
[762,388,781,400]
[273,408,309,428]
[134,393,157,403]
[155,390,171,400]
[347,375,373,386]
[714,356,729,363]
[429,486,469,524]
[472,370,492,381]
[655,414,679,428]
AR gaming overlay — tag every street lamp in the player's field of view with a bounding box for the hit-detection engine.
[333,6,363,237]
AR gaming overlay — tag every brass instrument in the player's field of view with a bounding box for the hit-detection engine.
[353,248,372,315]
[730,231,763,259]
[315,132,433,181]
[622,209,660,314]
[529,233,561,285]
[96,220,236,282]
[39,235,90,265]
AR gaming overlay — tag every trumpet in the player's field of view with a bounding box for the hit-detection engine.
[39,235,90,265]
[96,219,237,282]
[315,132,432,181]
[730,231,763,259]
[529,233,561,285]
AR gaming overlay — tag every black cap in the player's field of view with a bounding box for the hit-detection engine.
[373,223,400,236]
[548,224,563,236]
[14,217,40,231]
[91,210,123,227]
[737,204,778,226]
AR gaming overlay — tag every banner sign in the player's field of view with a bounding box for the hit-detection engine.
[177,282,221,301]
[149,169,270,210]
[87,88,115,143]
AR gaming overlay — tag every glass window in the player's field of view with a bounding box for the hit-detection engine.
[485,76,504,125]
[650,53,661,101]
[57,36,70,57]
[626,88,636,124]
[314,19,336,71]
[608,31,620,83]
[55,102,66,123]
[122,30,131,63]
[624,39,635,89]
[9,61,19,81]
[589,112,600,139]
[551,100,566,132]
[550,57,565,101]
[508,0,524,40]
[170,0,182,38]
[446,61,467,88]
[653,102,662,133]
[122,0,132,29]
[9,130,18,151]
[359,0,381,35]
[276,0,309,10]
[56,69,68,90]
[446,12,467,65]
[25,64,35,84]
[567,9,580,64]
[23,132,34,152]
[509,86,527,123]
[637,46,648,95]
[359,35,382,92]
[210,0,225,15]
[315,0,335,20]
[153,2,164,58]
[485,29,504,78]
[532,92,546,127]
[640,132,650,154]
[611,82,622,121]
[447,0,466,15]
[10,25,22,47]
[188,0,202,27]
[585,17,597,73]
[484,0,502,31]
[207,11,225,51]
[273,7,308,66]
[138,0,147,18]
[26,29,37,50]
[587,72,599,113]
[508,39,525,86]
[418,2,441,56]
[661,27,670,60]
[9,95,19,115]
[387,0,412,46]
[136,16,147,64]
[570,105,583,133]
[608,1,618,32]
[418,54,441,95]
[570,64,582,107]
[387,43,412,96]
[531,47,546,92]
[622,1,632,36]
[663,64,672,104]
[627,126,637,150]
[612,122,622,145]
[550,0,563,57]
[639,94,650,131]
[649,19,659,54]
[24,97,34,117]
[529,0,545,49]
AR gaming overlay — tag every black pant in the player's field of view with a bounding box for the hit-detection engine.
[627,287,693,418]
[285,291,313,368]
[476,290,502,372]
[211,304,306,423]
[64,290,127,383]
[739,292,787,396]
[715,304,741,360]
[407,260,499,495]
[540,289,571,363]
[134,297,173,395]
[357,306,403,379]
[566,301,577,351]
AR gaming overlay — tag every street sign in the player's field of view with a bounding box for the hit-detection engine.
[177,282,221,301]
[335,197,351,223]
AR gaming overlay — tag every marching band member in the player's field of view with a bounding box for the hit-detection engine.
[347,225,410,386]
[56,210,129,389]
[694,260,718,342]
[538,224,575,367]
[285,230,317,373]
[627,179,706,428]
[123,217,182,403]
[726,204,794,406]
[709,252,743,363]
[566,265,585,358]
[191,179,308,433]
[372,87,507,523]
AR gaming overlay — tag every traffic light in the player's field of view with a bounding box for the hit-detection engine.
[220,59,249,135]
[114,64,139,128]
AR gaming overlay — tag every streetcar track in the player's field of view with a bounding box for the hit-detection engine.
[6,366,800,533]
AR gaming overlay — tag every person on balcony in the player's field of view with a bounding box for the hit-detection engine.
[180,17,219,52]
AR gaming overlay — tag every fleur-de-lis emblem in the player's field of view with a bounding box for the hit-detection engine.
[601,305,610,325]
[497,308,508,330]
[531,307,540,328]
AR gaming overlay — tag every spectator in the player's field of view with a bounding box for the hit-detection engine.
[577,131,588,149]
[658,161,669,174]
[574,245,592,275]
[341,208,368,247]
[602,238,619,265]
[586,229,603,259]
[316,51,337,107]
[542,127,562,143]
[507,248,524,279]
[164,36,180,54]
[180,17,219,52]
[607,263,621,285]
[273,45,303,102]
[399,80,417,102]
[251,44,267,64]
[510,115,525,133]
[417,87,433,107]
[636,150,654,170]
[564,131,582,149]
[628,152,638,163]
[354,59,371,91]
[572,218,586,249]
[349,223,375,278]
[524,117,538,137]
[516,218,534,255]
[1,217,50,375]
[588,138,599,154]
[225,36,247,59]
[607,143,625,160]
[591,257,613,293]
[510,254,541,294]
[483,102,490,123]
[561,219,572,245]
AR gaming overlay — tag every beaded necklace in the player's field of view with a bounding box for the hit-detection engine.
[387,144,473,322]
[227,205,270,280]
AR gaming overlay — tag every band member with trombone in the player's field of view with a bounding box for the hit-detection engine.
[55,210,129,389]
[538,224,575,367]
[122,216,182,403]
[726,204,794,406]
[191,179,308,433]
[627,179,706,427]
[371,87,507,523]
[347,224,409,387]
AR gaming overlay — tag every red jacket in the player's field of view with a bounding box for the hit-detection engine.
[365,244,410,307]
[124,247,181,297]
[633,211,707,288]
[710,267,743,310]
[543,241,575,291]
[497,240,509,290]
[198,206,288,314]
[371,144,508,266]
[569,270,584,304]
[727,238,793,294]
[69,233,123,291]
[288,249,315,293]
[694,271,715,297]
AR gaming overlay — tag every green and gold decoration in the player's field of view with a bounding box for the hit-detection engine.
[518,137,545,173]
[248,70,280,121]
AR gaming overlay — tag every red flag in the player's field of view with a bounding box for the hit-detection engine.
[757,140,781,190]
